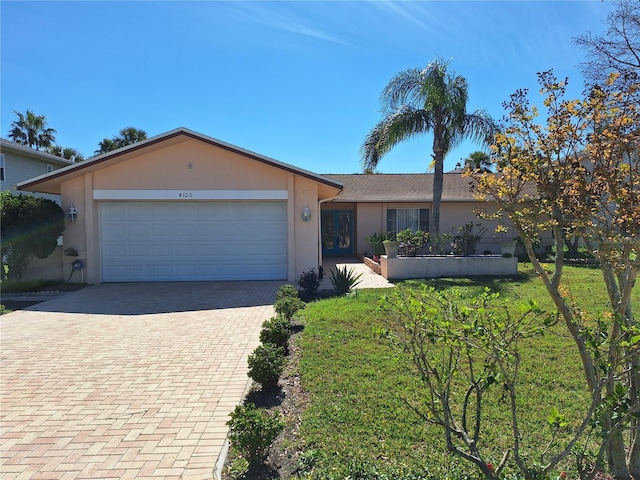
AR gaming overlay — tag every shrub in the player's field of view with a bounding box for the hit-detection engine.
[396,229,430,257]
[227,403,284,466]
[451,222,486,256]
[276,284,299,301]
[297,268,320,296]
[1,191,65,280]
[275,295,305,321]
[429,233,452,255]
[367,232,394,257]
[329,266,363,296]
[247,342,286,388]
[259,316,291,350]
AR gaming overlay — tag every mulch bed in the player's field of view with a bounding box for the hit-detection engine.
[222,322,309,479]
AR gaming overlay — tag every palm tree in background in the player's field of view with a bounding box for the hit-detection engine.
[95,127,147,154]
[8,110,57,150]
[361,59,495,234]
[463,150,493,172]
[49,145,86,162]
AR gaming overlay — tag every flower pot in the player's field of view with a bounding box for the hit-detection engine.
[383,240,400,258]
[501,240,517,257]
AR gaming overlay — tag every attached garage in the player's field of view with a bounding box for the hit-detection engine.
[100,201,287,282]
[18,128,343,284]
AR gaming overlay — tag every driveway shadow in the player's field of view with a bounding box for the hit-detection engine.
[24,281,284,315]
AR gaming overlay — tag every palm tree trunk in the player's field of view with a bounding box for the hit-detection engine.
[431,139,445,236]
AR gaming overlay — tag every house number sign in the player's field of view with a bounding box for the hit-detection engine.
[178,192,194,198]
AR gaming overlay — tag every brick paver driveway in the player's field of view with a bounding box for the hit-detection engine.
[1,282,281,479]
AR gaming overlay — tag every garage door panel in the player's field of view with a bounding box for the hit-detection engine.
[101,201,287,281]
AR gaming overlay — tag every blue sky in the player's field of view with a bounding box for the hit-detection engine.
[1,1,610,174]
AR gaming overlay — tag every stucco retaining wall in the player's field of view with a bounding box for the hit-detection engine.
[380,255,518,280]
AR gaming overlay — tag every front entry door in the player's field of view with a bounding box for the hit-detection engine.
[321,210,353,256]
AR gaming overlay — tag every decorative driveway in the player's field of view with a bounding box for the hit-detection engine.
[0,282,281,480]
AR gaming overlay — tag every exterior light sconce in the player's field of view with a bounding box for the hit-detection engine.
[68,205,78,223]
[302,206,311,222]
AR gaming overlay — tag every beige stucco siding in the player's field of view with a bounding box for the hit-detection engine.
[293,176,321,277]
[355,203,383,256]
[92,141,288,191]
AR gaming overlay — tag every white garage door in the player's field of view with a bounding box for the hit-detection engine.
[100,201,287,282]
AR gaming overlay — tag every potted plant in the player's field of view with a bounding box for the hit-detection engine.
[383,239,400,258]
[500,238,517,257]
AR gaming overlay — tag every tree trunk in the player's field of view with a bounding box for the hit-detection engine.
[431,141,444,236]
[626,320,640,480]
[608,429,631,480]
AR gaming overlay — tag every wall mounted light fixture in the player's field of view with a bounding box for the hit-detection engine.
[302,206,311,222]
[68,205,78,223]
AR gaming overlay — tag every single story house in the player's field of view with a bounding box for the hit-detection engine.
[18,128,525,284]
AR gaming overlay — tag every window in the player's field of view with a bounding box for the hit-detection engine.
[0,154,4,181]
[46,164,54,173]
[387,208,429,234]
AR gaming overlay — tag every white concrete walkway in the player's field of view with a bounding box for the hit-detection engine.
[320,257,394,290]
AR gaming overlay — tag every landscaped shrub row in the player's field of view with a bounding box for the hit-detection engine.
[248,283,303,388]
[227,283,304,473]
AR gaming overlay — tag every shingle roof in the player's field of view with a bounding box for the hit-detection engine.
[323,173,482,202]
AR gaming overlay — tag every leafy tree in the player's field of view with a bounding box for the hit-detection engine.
[0,192,65,280]
[380,287,580,480]
[575,0,640,87]
[8,110,56,150]
[361,58,495,234]
[469,71,640,480]
[48,145,85,162]
[464,150,493,172]
[95,127,147,154]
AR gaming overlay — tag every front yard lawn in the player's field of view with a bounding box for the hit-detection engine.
[295,264,639,479]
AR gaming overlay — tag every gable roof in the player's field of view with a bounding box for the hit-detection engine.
[0,139,74,167]
[17,128,343,194]
[324,173,482,202]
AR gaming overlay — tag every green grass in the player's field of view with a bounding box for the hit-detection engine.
[296,264,639,479]
[1,278,60,293]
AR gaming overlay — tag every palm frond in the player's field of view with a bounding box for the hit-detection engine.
[383,106,433,153]
[465,109,498,146]
[381,67,426,112]
[361,121,386,173]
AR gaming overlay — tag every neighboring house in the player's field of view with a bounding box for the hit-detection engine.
[320,173,521,257]
[1,139,74,282]
[18,127,533,284]
[0,138,74,203]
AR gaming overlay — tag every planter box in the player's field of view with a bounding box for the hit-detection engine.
[380,255,518,280]
[363,256,381,275]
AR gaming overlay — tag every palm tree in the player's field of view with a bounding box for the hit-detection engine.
[95,127,147,154]
[49,146,85,162]
[361,59,495,234]
[117,127,147,146]
[8,110,57,150]
[464,151,493,172]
